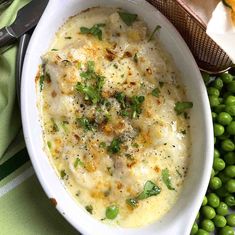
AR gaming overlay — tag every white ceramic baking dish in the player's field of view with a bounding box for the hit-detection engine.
[21,0,214,234]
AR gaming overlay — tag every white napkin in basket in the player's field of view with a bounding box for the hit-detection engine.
[184,0,235,63]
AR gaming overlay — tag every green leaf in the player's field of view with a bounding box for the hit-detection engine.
[162,168,175,190]
[77,117,94,131]
[148,25,161,42]
[74,158,85,168]
[174,101,193,115]
[108,138,122,154]
[118,12,138,26]
[136,180,161,200]
[115,92,126,108]
[85,205,93,214]
[133,53,138,63]
[105,205,119,220]
[80,23,106,40]
[60,170,66,179]
[126,198,138,208]
[76,83,100,104]
[39,75,44,92]
[151,88,160,97]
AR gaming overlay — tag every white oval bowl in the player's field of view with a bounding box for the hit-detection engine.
[21,0,214,234]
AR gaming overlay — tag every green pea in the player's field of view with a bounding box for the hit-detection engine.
[105,205,119,220]
[225,96,235,105]
[212,78,223,90]
[224,195,235,207]
[214,148,220,158]
[224,152,235,165]
[226,214,235,227]
[213,158,226,171]
[209,177,222,190]
[213,215,227,228]
[214,104,226,114]
[202,196,208,206]
[212,112,217,121]
[218,132,231,141]
[217,112,232,125]
[227,121,235,135]
[209,95,220,107]
[196,229,209,235]
[225,179,235,193]
[201,206,216,219]
[219,226,235,235]
[227,81,235,93]
[202,72,211,85]
[221,73,233,83]
[225,165,235,178]
[218,172,231,183]
[196,212,200,220]
[190,222,198,235]
[216,186,230,197]
[214,124,225,136]
[216,202,229,216]
[208,87,220,97]
[221,139,235,152]
[211,168,216,178]
[207,193,220,208]
[201,219,215,232]
[225,105,235,116]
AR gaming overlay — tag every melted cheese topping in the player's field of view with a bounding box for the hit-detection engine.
[38,7,191,227]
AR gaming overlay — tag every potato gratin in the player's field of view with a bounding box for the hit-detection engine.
[37,7,193,227]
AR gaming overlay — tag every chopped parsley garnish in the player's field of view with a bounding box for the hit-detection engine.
[174,101,193,115]
[126,181,161,208]
[162,168,175,190]
[115,94,145,119]
[64,36,72,39]
[60,170,66,179]
[105,205,119,220]
[74,158,85,168]
[130,96,145,118]
[99,142,106,148]
[80,23,106,40]
[76,61,105,104]
[77,117,95,131]
[136,180,161,200]
[133,53,138,63]
[51,119,59,132]
[148,25,161,42]
[47,141,52,149]
[118,12,138,26]
[51,48,58,51]
[151,88,160,97]
[108,138,122,154]
[85,205,93,214]
[39,75,44,92]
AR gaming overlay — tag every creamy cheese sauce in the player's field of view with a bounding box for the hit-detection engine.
[37,7,192,227]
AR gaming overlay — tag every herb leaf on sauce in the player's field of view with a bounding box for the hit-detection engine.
[108,138,122,154]
[162,168,175,190]
[74,158,85,168]
[130,96,145,118]
[77,117,95,131]
[137,180,161,200]
[60,170,66,179]
[151,88,160,97]
[174,101,193,115]
[80,23,106,40]
[105,205,119,220]
[39,75,44,92]
[118,12,138,26]
[85,205,93,214]
[148,25,161,42]
[126,181,161,208]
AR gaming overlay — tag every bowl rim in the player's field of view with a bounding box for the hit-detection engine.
[21,0,214,234]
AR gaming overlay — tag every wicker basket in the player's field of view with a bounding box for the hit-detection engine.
[147,0,233,74]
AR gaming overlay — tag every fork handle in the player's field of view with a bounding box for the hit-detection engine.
[0,27,16,47]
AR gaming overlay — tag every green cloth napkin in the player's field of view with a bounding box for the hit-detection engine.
[0,1,79,234]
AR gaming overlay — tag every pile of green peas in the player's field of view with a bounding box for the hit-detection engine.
[191,71,235,235]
